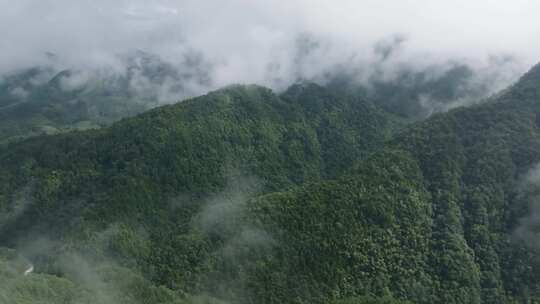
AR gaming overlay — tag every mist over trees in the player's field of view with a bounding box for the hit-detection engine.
[3,1,540,304]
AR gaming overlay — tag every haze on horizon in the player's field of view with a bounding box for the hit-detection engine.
[1,0,539,97]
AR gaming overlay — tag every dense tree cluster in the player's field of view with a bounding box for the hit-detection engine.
[1,64,540,303]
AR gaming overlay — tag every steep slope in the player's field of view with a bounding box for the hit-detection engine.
[0,83,397,235]
[0,83,399,303]
[244,63,540,303]
[1,63,540,304]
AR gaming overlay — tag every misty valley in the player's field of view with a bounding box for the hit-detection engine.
[3,1,540,304]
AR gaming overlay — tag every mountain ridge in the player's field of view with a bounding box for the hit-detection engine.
[2,63,540,303]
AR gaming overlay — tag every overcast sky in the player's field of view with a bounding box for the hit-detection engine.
[1,0,539,91]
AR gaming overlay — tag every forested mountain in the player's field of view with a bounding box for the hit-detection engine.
[327,62,498,119]
[1,62,540,303]
[0,82,402,303]
[0,50,504,146]
[0,51,211,144]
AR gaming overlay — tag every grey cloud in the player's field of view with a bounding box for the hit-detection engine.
[59,71,93,92]
[374,34,407,62]
[193,174,262,236]
[8,87,29,100]
[0,0,538,112]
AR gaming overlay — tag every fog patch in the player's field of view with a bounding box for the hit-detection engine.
[59,70,93,92]
[1,1,537,115]
[8,87,29,100]
[0,31,529,120]
[0,182,35,232]
[514,163,540,250]
[220,227,275,263]
[193,174,261,235]
[189,173,276,300]
[0,224,160,304]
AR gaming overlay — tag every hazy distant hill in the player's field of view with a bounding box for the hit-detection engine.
[0,51,212,144]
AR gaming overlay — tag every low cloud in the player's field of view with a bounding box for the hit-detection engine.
[514,163,540,250]
[0,0,537,110]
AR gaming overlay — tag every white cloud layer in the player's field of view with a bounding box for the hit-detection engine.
[1,0,539,94]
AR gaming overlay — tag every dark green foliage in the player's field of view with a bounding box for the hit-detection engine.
[0,83,399,303]
[0,83,396,234]
[2,63,540,303]
[331,295,412,304]
[244,150,433,303]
